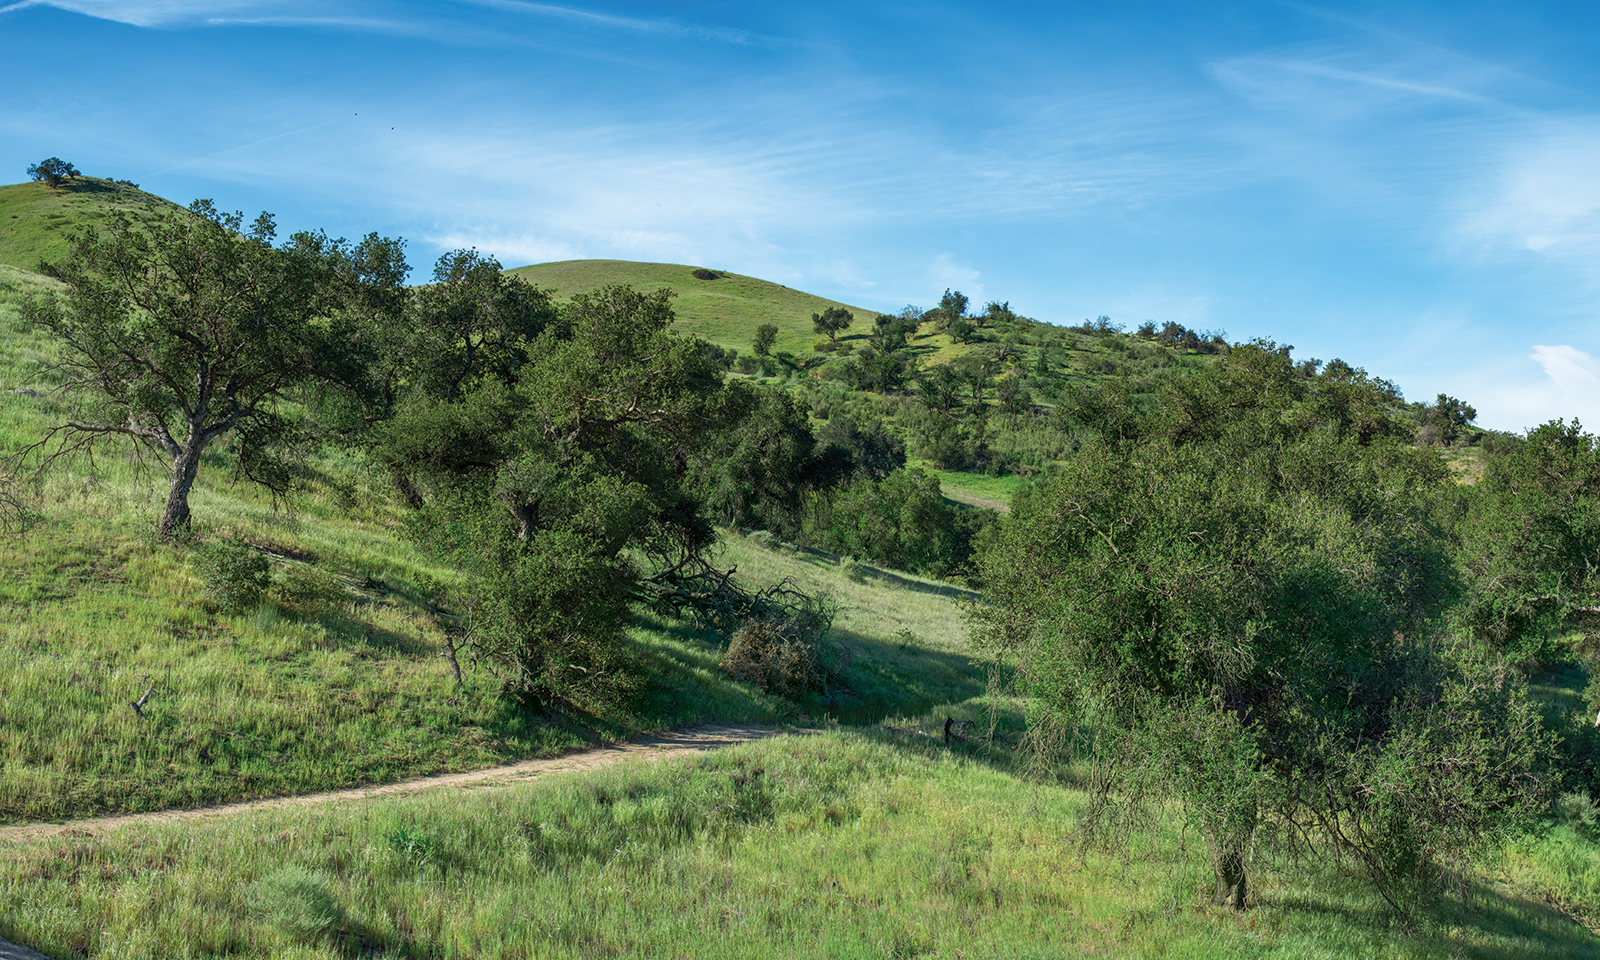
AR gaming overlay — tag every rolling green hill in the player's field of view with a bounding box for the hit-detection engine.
[0,177,179,272]
[507,259,885,359]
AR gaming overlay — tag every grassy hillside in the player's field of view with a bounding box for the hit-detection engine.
[507,259,886,360]
[5,731,1599,959]
[0,263,985,824]
[2,191,1598,958]
[0,178,178,272]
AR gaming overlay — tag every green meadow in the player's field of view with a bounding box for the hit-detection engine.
[6,732,1600,960]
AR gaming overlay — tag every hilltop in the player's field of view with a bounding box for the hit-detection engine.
[508,260,879,360]
[0,177,178,272]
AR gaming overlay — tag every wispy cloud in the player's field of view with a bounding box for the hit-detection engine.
[1454,125,1600,274]
[927,253,983,305]
[1465,345,1600,432]
[3,0,293,26]
[458,0,773,46]
[1531,343,1600,395]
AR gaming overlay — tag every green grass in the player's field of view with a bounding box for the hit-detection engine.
[708,533,988,726]
[5,204,1600,959]
[0,487,975,822]
[918,464,1027,511]
[0,178,178,273]
[506,259,885,361]
[4,731,1598,959]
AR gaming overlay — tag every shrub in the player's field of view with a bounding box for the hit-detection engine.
[720,602,845,698]
[249,865,343,944]
[195,539,270,612]
[839,556,867,582]
[692,268,720,280]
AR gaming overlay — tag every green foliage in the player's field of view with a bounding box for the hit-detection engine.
[811,305,853,343]
[195,539,271,613]
[19,199,407,537]
[683,383,835,537]
[1452,419,1600,663]
[384,284,733,711]
[26,157,79,189]
[752,321,778,356]
[804,467,992,580]
[971,344,1554,914]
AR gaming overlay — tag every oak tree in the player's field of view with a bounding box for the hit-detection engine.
[20,201,406,539]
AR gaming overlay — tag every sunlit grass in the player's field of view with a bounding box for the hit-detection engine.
[4,731,1597,959]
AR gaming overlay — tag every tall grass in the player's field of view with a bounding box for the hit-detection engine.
[3,731,1596,959]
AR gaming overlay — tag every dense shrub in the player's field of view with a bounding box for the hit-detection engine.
[195,540,270,612]
[720,601,844,698]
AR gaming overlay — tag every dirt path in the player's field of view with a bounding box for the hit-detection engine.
[0,724,805,846]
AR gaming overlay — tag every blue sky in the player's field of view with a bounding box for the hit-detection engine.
[3,1,1598,432]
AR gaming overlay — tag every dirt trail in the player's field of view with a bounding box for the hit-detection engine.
[0,724,805,846]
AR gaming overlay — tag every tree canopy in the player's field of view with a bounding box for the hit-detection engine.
[27,157,79,189]
[812,306,853,343]
[20,200,407,538]
[971,342,1553,913]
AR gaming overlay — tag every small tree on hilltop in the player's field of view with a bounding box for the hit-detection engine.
[812,306,852,343]
[27,157,80,189]
[939,289,969,320]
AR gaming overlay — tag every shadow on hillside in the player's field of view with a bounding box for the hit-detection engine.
[59,179,120,195]
[305,612,435,658]
[1268,879,1597,960]
[860,567,981,602]
[827,625,986,724]
[744,539,981,602]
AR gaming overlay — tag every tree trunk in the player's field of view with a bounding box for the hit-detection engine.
[158,442,205,540]
[393,469,425,510]
[1209,842,1249,910]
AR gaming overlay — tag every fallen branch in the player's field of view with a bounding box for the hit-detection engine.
[129,677,154,717]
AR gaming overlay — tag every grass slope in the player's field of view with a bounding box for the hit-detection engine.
[0,264,983,824]
[4,197,1595,958]
[0,179,178,273]
[506,259,883,360]
[5,732,1598,959]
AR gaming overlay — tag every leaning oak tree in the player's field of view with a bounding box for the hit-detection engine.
[19,200,407,539]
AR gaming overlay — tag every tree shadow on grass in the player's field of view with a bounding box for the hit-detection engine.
[1266,877,1599,960]
[302,611,435,658]
[858,566,981,602]
[826,625,987,724]
[60,179,120,195]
